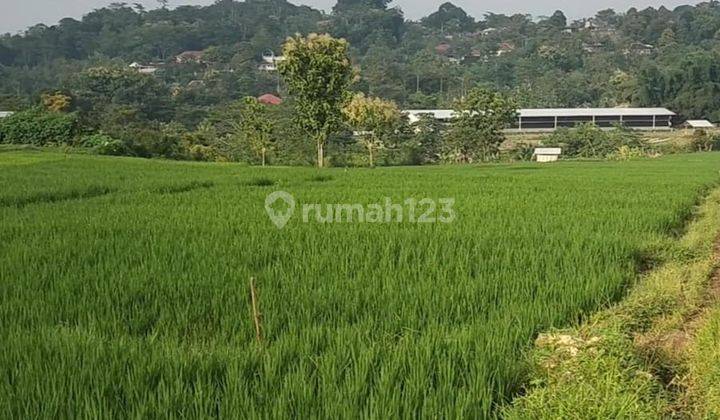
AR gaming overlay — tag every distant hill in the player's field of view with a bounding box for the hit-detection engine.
[2,0,720,122]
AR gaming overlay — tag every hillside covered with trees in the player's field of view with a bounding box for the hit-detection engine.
[1,0,720,164]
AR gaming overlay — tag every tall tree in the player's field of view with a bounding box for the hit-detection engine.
[411,113,443,164]
[343,93,400,167]
[278,33,354,168]
[447,86,517,162]
[233,97,273,166]
[333,0,391,13]
[422,3,476,33]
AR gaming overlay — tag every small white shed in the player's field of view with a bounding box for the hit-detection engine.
[533,148,562,163]
[684,120,715,129]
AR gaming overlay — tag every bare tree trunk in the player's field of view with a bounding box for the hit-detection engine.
[368,145,374,167]
[317,138,325,168]
[261,147,266,167]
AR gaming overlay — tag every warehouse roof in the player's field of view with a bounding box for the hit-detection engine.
[403,108,676,121]
[519,108,676,117]
[404,109,456,120]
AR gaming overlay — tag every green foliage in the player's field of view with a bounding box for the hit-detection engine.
[510,142,535,161]
[74,66,171,124]
[409,114,443,164]
[1,151,720,418]
[116,123,186,159]
[544,124,651,159]
[343,93,401,166]
[690,129,720,152]
[3,0,720,122]
[447,87,517,162]
[6,1,720,165]
[80,133,126,156]
[225,97,274,166]
[278,33,354,167]
[422,2,477,33]
[0,107,79,145]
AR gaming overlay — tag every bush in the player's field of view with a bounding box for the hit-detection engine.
[81,133,127,156]
[510,142,535,161]
[690,129,720,152]
[187,144,219,161]
[608,145,648,161]
[543,124,651,159]
[103,123,186,159]
[0,107,79,145]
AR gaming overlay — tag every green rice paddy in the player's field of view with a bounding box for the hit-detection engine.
[1,150,720,418]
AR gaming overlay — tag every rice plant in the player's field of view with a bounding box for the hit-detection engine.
[1,150,719,418]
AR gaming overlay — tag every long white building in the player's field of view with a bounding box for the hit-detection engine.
[403,108,677,132]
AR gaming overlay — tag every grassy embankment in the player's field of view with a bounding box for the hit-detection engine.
[506,186,720,418]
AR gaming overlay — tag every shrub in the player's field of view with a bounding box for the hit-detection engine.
[81,133,127,156]
[543,124,651,159]
[0,107,79,145]
[187,144,218,161]
[608,145,647,161]
[104,123,185,159]
[510,142,535,161]
[690,129,720,152]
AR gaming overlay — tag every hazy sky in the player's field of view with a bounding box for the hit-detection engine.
[1,0,698,34]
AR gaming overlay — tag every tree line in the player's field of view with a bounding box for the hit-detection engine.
[0,31,523,167]
[3,0,720,119]
[3,1,720,165]
[6,30,711,167]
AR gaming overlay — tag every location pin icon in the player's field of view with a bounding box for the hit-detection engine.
[265,191,296,229]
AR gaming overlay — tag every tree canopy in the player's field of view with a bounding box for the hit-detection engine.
[278,33,354,167]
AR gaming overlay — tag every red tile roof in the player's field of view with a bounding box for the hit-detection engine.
[258,94,283,106]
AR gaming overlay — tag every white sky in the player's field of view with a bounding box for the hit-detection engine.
[0,0,699,34]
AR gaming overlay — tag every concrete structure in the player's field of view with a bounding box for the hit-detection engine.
[403,108,677,132]
[533,148,562,163]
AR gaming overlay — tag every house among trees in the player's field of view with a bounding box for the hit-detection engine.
[435,42,452,55]
[582,42,604,54]
[258,51,285,72]
[129,62,159,75]
[176,51,205,64]
[481,28,497,36]
[496,42,515,56]
[257,94,283,106]
[625,42,655,56]
[462,48,484,64]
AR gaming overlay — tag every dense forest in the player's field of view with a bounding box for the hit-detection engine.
[1,0,719,164]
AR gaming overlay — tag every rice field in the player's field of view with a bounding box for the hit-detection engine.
[1,150,720,418]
